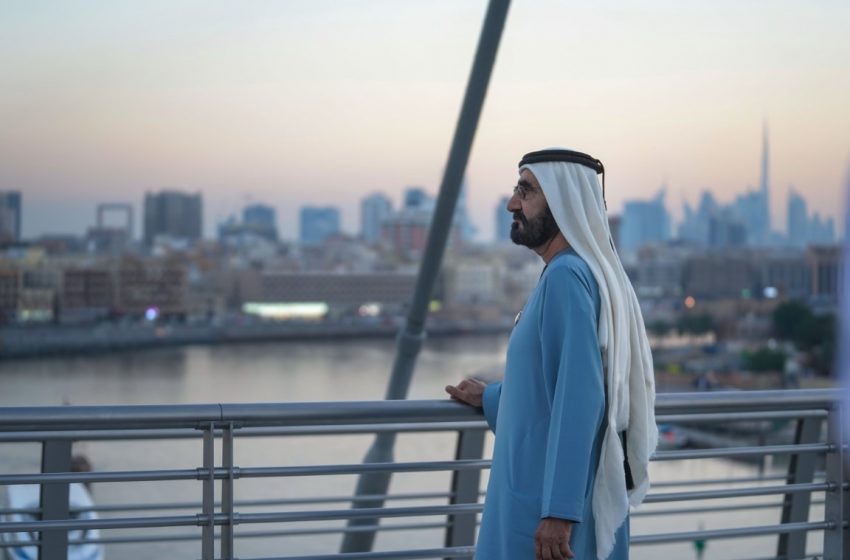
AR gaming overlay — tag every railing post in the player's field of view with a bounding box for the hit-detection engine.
[823,403,849,559]
[221,422,236,560]
[39,438,72,560]
[445,428,486,554]
[778,415,822,558]
[201,423,216,560]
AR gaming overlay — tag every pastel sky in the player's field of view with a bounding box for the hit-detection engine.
[2,0,849,241]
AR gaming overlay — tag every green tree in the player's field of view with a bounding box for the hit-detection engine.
[772,301,836,376]
[806,314,836,375]
[772,301,813,341]
[742,347,786,372]
[677,314,715,335]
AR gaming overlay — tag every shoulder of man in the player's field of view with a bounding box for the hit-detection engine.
[544,251,596,296]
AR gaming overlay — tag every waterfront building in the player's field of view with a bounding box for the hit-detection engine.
[86,208,133,255]
[807,245,841,302]
[682,253,757,300]
[115,256,188,317]
[494,196,511,244]
[441,259,502,306]
[0,267,21,324]
[257,272,416,305]
[61,266,115,323]
[32,234,86,256]
[0,191,22,244]
[18,288,54,322]
[238,270,417,319]
[91,203,134,252]
[299,206,340,246]
[620,189,672,253]
[757,249,811,300]
[86,228,131,256]
[143,190,202,247]
[360,193,393,243]
[633,245,687,300]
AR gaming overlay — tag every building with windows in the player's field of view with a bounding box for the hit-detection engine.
[0,191,22,244]
[494,196,512,244]
[243,204,278,242]
[143,190,202,247]
[620,190,672,253]
[299,206,340,246]
[360,193,393,243]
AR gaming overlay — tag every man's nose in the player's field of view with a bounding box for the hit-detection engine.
[506,193,521,212]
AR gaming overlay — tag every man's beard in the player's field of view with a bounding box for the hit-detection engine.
[510,205,560,248]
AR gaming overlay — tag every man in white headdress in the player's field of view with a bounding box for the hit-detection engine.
[447,149,657,560]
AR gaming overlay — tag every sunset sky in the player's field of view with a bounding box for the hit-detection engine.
[2,0,849,241]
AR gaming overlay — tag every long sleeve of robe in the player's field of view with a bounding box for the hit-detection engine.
[475,249,629,560]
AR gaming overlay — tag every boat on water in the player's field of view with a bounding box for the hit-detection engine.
[0,483,104,560]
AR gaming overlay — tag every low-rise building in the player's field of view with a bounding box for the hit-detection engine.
[61,266,115,323]
[115,256,188,317]
[0,267,21,324]
[807,245,841,302]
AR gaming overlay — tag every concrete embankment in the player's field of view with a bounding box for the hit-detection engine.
[0,321,512,359]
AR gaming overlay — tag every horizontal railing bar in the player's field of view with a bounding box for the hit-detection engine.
[232,521,450,538]
[653,389,837,415]
[0,514,201,532]
[1,492,457,516]
[633,499,826,517]
[656,410,829,423]
[242,546,476,560]
[0,390,837,432]
[0,521,452,548]
[652,443,831,461]
[733,556,823,560]
[643,482,831,503]
[237,459,490,478]
[0,503,482,534]
[0,422,489,443]
[0,468,201,485]
[650,474,799,487]
[0,400,485,431]
[630,521,833,544]
[234,503,483,524]
[0,458,490,486]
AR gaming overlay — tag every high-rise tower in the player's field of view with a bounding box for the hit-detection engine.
[759,121,771,240]
[143,190,202,247]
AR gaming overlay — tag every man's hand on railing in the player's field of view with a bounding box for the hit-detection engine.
[445,378,486,408]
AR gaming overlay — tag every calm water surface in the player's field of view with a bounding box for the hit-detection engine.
[0,336,817,559]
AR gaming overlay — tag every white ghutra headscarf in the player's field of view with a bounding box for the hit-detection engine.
[520,155,658,560]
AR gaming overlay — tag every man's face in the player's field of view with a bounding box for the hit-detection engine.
[506,168,560,248]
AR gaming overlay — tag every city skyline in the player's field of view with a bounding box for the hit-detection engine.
[5,148,840,248]
[3,1,849,241]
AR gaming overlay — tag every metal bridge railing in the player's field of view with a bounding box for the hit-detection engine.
[0,389,846,560]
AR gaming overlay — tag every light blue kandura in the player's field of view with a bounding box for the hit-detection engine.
[477,248,629,559]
